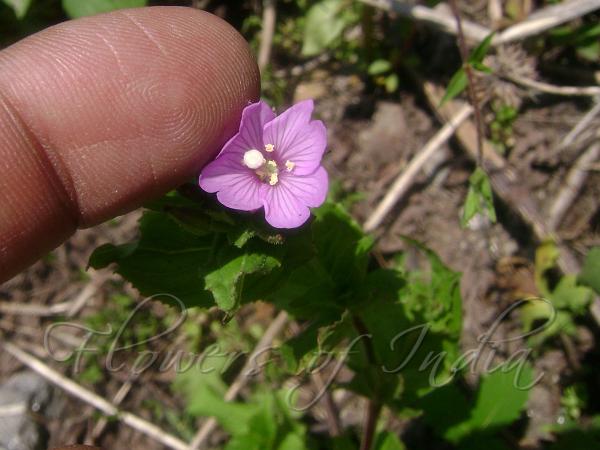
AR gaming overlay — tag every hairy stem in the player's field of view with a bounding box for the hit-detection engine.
[448,0,484,166]
[352,316,383,450]
[360,399,382,450]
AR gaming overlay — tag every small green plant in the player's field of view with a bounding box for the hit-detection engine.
[489,102,518,155]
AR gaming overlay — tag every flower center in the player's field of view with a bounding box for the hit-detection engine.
[243,149,285,186]
[243,149,265,169]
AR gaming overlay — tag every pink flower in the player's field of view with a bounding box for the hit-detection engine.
[199,100,329,229]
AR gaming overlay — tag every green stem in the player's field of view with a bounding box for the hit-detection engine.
[352,316,383,450]
[360,399,382,450]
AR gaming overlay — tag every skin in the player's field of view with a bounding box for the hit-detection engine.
[0,6,260,283]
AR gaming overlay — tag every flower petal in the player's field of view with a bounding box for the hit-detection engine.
[219,100,275,157]
[262,166,329,228]
[199,153,263,211]
[262,100,327,176]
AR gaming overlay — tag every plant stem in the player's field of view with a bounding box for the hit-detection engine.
[360,399,382,450]
[448,0,484,166]
[352,316,383,450]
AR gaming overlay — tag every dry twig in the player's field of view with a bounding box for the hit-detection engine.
[3,341,191,450]
[258,0,277,71]
[502,73,600,97]
[358,0,600,46]
[0,272,106,317]
[548,142,600,231]
[495,0,600,45]
[364,104,473,232]
[559,98,600,150]
[358,0,490,42]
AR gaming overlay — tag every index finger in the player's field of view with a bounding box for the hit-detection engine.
[0,6,260,282]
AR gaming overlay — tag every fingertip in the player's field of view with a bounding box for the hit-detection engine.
[0,6,260,281]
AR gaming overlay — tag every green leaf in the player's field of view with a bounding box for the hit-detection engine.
[579,247,600,294]
[461,167,496,227]
[62,0,147,19]
[2,0,31,18]
[468,363,532,431]
[422,363,532,443]
[90,211,217,308]
[534,240,560,297]
[302,0,347,56]
[205,252,281,312]
[311,202,374,290]
[471,61,493,74]
[440,68,468,106]
[89,207,284,311]
[368,59,392,75]
[577,41,600,62]
[374,431,405,450]
[468,32,495,64]
[550,275,593,315]
[385,73,399,93]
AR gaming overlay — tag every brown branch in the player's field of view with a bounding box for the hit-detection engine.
[448,0,484,165]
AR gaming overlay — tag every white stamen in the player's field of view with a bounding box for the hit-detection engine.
[243,149,265,169]
[265,143,275,153]
[269,173,279,185]
[285,160,295,172]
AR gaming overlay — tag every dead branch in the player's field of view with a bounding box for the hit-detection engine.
[502,73,600,97]
[3,341,191,450]
[364,104,473,232]
[258,0,277,71]
[559,98,600,150]
[358,0,490,42]
[495,0,600,45]
[358,0,600,47]
[548,142,600,231]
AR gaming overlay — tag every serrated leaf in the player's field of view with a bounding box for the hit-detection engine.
[89,209,283,310]
[2,0,31,18]
[579,247,600,294]
[90,211,217,308]
[312,202,374,289]
[302,0,347,56]
[205,252,281,312]
[62,0,147,18]
[440,68,468,106]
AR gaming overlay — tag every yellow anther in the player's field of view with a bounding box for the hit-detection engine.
[269,173,279,185]
[265,143,275,153]
[285,160,295,172]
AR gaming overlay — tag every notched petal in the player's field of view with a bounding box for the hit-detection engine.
[218,100,276,157]
[199,153,263,211]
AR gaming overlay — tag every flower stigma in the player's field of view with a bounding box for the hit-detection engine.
[243,150,280,185]
[243,149,266,170]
